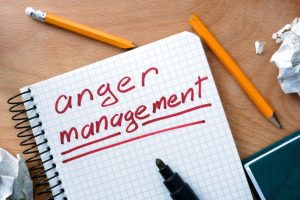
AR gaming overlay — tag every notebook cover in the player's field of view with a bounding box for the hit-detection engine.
[243,130,300,200]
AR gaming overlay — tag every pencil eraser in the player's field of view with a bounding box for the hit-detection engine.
[25,7,46,22]
[25,7,34,16]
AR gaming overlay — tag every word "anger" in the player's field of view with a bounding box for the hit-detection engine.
[55,67,159,114]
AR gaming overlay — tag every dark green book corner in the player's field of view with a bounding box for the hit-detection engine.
[242,130,300,200]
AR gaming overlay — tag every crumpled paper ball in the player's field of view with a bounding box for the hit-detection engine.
[0,148,33,200]
[270,17,300,97]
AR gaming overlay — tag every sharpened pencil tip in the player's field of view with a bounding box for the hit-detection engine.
[156,158,165,170]
[269,112,282,129]
[127,42,136,50]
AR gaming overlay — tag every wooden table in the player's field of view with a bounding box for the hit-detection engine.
[1,0,299,199]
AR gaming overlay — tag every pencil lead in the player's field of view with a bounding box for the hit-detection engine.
[269,112,282,129]
[156,158,165,170]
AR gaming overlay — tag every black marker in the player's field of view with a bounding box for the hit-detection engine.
[156,158,199,200]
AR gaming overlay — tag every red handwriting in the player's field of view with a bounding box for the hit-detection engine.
[78,89,94,107]
[59,76,209,145]
[152,76,207,113]
[54,67,159,114]
[97,83,119,107]
[195,76,208,98]
[142,67,159,87]
[62,119,206,163]
[117,76,135,93]
[55,95,72,114]
[142,103,211,126]
[60,107,142,144]
[61,132,121,155]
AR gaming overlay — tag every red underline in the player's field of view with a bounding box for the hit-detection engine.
[142,103,212,126]
[60,103,211,157]
[61,132,121,155]
[62,119,205,164]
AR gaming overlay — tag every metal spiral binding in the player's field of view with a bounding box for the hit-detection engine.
[7,89,66,200]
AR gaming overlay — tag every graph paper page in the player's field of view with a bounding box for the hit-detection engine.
[21,32,252,200]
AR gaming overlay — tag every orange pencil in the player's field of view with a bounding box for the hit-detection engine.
[189,14,281,128]
[25,7,135,49]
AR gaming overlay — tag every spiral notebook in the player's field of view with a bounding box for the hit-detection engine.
[8,32,252,200]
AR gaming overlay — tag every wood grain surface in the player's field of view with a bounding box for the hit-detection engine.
[1,0,299,199]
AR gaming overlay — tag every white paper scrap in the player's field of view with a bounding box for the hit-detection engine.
[270,17,300,97]
[0,148,33,200]
[272,18,300,43]
[255,40,265,55]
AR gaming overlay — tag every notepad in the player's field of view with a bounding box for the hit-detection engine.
[243,130,300,200]
[17,32,252,199]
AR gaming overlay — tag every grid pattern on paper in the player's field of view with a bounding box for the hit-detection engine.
[24,32,252,200]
